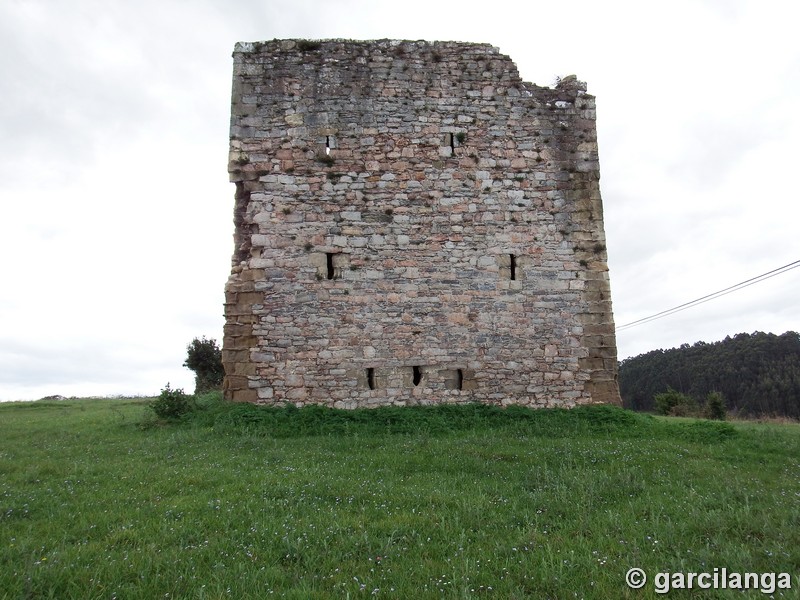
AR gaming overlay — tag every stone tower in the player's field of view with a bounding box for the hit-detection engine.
[223,39,620,408]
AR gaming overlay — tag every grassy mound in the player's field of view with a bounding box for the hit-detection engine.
[5,395,784,599]
[181,394,652,435]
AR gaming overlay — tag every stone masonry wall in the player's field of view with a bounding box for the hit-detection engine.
[224,39,621,408]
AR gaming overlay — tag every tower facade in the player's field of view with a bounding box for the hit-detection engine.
[223,39,620,408]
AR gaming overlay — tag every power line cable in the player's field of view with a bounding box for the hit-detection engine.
[616,259,800,332]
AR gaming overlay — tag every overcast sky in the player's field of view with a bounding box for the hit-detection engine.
[2,0,798,401]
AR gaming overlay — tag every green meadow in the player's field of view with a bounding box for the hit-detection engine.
[1,396,798,599]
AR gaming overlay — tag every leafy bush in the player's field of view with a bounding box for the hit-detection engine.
[653,387,728,421]
[149,384,193,420]
[183,337,224,393]
[654,387,697,416]
[705,391,727,420]
[297,40,322,51]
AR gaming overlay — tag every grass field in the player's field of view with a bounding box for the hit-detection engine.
[1,396,798,599]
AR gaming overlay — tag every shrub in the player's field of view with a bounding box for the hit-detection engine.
[705,391,727,420]
[297,40,321,51]
[149,384,193,420]
[667,402,697,417]
[183,337,224,393]
[654,387,696,416]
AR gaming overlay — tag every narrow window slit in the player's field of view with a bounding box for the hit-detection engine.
[456,368,464,390]
[326,252,335,280]
[366,368,376,390]
[412,366,422,386]
[510,254,517,280]
[448,133,455,152]
[325,136,331,155]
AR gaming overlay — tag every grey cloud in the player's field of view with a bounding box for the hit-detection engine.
[666,120,775,190]
[0,0,230,186]
[0,336,191,401]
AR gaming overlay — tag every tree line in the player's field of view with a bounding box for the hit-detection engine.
[618,331,800,418]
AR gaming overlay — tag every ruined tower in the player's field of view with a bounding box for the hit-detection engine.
[223,39,620,408]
